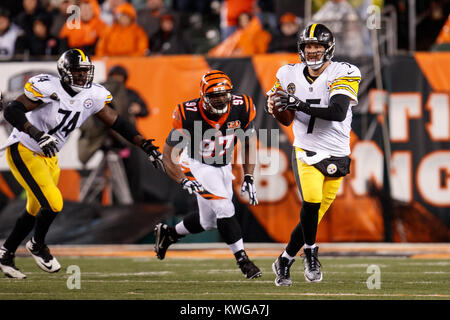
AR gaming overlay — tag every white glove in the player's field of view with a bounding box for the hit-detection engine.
[180,178,204,194]
[241,174,258,206]
[37,133,59,157]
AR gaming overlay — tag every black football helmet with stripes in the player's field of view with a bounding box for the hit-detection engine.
[57,49,94,93]
[298,23,335,70]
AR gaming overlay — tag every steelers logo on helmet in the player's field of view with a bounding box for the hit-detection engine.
[57,49,95,93]
[327,163,337,175]
[298,23,335,70]
[200,70,233,116]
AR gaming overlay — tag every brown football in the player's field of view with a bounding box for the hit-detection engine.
[272,91,295,126]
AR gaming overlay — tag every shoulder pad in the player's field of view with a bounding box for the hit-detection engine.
[88,83,113,109]
[332,62,361,79]
[24,74,57,101]
[182,98,200,107]
[276,64,297,81]
[329,62,361,101]
[233,94,256,127]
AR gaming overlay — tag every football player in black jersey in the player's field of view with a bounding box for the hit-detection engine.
[154,70,261,279]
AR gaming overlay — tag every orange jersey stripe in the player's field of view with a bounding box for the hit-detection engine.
[199,192,226,200]
[178,103,186,120]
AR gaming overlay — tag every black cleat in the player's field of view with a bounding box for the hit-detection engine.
[154,223,178,260]
[236,251,262,279]
[272,255,295,286]
[0,248,26,279]
[303,246,322,282]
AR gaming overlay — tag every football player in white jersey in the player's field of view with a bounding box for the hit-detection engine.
[267,24,361,285]
[0,49,164,279]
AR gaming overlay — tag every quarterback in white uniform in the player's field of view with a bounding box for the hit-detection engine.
[267,24,361,285]
[0,49,164,279]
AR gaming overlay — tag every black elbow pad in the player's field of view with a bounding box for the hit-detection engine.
[4,100,29,131]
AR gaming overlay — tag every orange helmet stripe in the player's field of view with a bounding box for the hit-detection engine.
[200,70,233,96]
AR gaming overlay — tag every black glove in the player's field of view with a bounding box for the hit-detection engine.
[274,90,308,112]
[240,174,258,206]
[180,177,204,194]
[141,139,165,171]
[28,126,59,157]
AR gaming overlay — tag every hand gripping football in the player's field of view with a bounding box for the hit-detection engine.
[272,88,295,126]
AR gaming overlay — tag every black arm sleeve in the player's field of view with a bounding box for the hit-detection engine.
[110,115,140,143]
[3,100,29,131]
[300,94,351,122]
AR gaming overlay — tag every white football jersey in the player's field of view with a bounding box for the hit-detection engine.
[269,61,361,157]
[0,74,112,155]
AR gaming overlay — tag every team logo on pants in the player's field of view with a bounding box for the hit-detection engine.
[327,163,337,175]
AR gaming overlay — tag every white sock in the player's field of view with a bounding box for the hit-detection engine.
[281,250,295,262]
[228,239,244,254]
[175,222,190,236]
[304,243,317,250]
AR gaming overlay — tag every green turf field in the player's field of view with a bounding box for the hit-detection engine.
[0,256,449,300]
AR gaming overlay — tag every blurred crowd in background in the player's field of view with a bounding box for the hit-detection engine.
[0,0,449,60]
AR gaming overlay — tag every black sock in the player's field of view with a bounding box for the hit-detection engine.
[182,211,205,234]
[285,220,305,257]
[3,211,36,252]
[217,216,243,245]
[300,202,321,246]
[33,209,58,245]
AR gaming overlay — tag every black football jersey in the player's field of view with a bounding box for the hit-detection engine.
[166,94,256,167]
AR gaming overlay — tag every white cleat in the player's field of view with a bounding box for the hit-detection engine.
[26,240,61,273]
[0,248,27,279]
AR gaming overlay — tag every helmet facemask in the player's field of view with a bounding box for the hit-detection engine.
[298,24,335,70]
[299,41,335,70]
[200,70,233,117]
[67,65,94,92]
[203,90,232,115]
